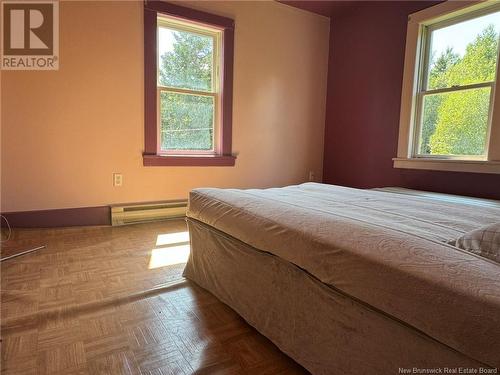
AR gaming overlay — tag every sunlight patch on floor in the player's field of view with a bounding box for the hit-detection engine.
[156,231,190,246]
[149,230,190,269]
[149,244,190,269]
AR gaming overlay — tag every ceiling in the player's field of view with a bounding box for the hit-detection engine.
[279,1,358,18]
[280,1,443,18]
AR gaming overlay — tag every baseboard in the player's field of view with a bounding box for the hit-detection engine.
[1,206,111,228]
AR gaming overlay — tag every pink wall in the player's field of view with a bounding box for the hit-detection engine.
[1,1,330,213]
[323,1,500,200]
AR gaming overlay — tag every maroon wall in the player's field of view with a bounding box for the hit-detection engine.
[323,1,500,200]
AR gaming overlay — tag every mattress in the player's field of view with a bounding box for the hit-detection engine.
[184,218,484,374]
[186,183,500,367]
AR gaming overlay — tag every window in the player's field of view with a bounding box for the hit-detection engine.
[143,2,235,166]
[157,18,220,154]
[395,1,500,174]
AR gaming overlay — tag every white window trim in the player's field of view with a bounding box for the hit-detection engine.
[394,0,500,174]
[156,16,222,156]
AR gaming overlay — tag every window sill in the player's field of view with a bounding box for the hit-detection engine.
[143,154,236,167]
[393,158,500,174]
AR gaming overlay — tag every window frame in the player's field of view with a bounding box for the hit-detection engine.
[394,0,500,174]
[156,17,221,155]
[143,1,236,166]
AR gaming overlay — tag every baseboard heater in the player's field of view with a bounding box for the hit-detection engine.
[110,200,188,226]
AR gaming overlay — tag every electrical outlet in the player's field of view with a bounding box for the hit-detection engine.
[309,171,315,181]
[113,173,123,187]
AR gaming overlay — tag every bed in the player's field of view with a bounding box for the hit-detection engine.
[183,183,500,374]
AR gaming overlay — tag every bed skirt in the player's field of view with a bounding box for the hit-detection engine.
[183,218,485,374]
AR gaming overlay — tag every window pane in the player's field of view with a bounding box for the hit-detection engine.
[426,10,500,90]
[160,92,214,151]
[418,87,491,156]
[158,26,213,92]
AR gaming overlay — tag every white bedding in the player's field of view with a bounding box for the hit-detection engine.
[187,183,500,367]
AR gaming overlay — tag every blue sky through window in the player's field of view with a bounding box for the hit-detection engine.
[430,10,500,66]
[158,27,176,66]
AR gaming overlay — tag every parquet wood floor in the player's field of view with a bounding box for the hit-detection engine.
[1,220,307,374]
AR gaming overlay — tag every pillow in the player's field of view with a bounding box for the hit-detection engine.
[452,223,500,263]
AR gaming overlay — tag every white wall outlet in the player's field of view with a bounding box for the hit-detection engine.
[113,173,123,187]
[309,171,315,182]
